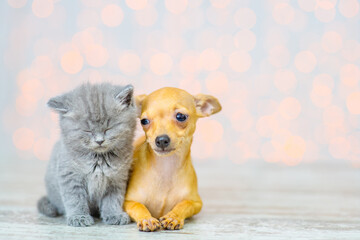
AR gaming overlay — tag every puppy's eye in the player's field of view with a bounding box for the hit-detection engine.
[176,113,188,122]
[141,118,150,125]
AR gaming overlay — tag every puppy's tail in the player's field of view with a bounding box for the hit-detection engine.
[37,196,58,217]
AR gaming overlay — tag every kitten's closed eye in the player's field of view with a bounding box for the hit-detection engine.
[83,130,92,133]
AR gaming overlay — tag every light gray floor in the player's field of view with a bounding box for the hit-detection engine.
[0,159,359,240]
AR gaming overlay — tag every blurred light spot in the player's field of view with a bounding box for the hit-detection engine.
[149,52,173,75]
[230,109,254,132]
[311,81,333,107]
[205,71,228,95]
[340,64,360,87]
[33,138,53,161]
[261,141,280,163]
[278,97,301,120]
[72,28,104,54]
[135,5,158,26]
[256,115,279,138]
[294,50,317,73]
[191,140,215,160]
[317,0,338,9]
[8,0,27,8]
[200,48,222,71]
[323,105,345,127]
[165,0,188,14]
[16,94,38,116]
[210,0,231,8]
[347,92,360,115]
[229,141,255,164]
[118,52,141,75]
[32,0,53,18]
[234,8,256,29]
[339,0,359,18]
[101,4,123,27]
[31,55,54,79]
[284,135,306,159]
[228,51,252,72]
[33,38,56,56]
[197,119,224,143]
[188,0,203,8]
[329,137,350,159]
[126,0,148,10]
[314,3,335,22]
[206,6,229,26]
[21,78,44,101]
[234,30,256,52]
[16,68,32,87]
[61,51,84,74]
[274,69,297,93]
[77,9,100,28]
[179,77,202,94]
[313,73,335,89]
[216,34,236,56]
[272,3,295,25]
[321,31,343,53]
[297,0,317,12]
[179,51,202,75]
[341,39,360,62]
[13,128,35,151]
[268,45,290,68]
[84,44,109,67]
[80,0,102,8]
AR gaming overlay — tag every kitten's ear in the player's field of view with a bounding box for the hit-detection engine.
[194,94,222,118]
[135,94,147,117]
[47,95,69,114]
[115,85,134,107]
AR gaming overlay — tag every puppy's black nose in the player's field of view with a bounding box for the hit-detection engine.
[96,140,104,146]
[155,135,170,149]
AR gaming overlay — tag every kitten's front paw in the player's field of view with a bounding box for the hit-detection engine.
[103,212,131,225]
[67,214,94,227]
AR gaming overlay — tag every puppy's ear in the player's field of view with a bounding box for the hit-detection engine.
[47,95,69,114]
[135,94,147,117]
[115,85,134,107]
[194,94,222,118]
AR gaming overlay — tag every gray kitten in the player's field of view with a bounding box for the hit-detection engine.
[37,83,136,227]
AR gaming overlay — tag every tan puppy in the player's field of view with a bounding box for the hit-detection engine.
[124,87,222,231]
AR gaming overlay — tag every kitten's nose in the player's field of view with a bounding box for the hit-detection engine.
[96,140,104,146]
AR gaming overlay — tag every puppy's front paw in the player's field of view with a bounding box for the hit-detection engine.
[159,213,184,230]
[67,214,94,227]
[103,212,131,225]
[137,217,160,232]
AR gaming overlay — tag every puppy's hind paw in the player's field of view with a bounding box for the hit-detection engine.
[67,215,94,227]
[102,212,131,225]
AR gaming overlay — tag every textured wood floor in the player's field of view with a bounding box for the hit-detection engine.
[0,159,359,240]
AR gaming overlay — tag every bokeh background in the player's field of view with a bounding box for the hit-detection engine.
[1,0,360,167]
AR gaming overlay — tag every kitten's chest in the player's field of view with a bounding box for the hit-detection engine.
[85,155,117,199]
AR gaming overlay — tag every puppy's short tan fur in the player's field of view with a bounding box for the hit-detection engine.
[124,87,221,231]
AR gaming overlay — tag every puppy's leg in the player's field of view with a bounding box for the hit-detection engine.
[124,200,160,232]
[160,200,202,230]
[100,187,130,225]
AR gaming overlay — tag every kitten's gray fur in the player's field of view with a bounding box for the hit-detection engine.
[37,83,136,227]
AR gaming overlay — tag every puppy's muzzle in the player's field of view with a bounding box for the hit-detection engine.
[155,135,171,150]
